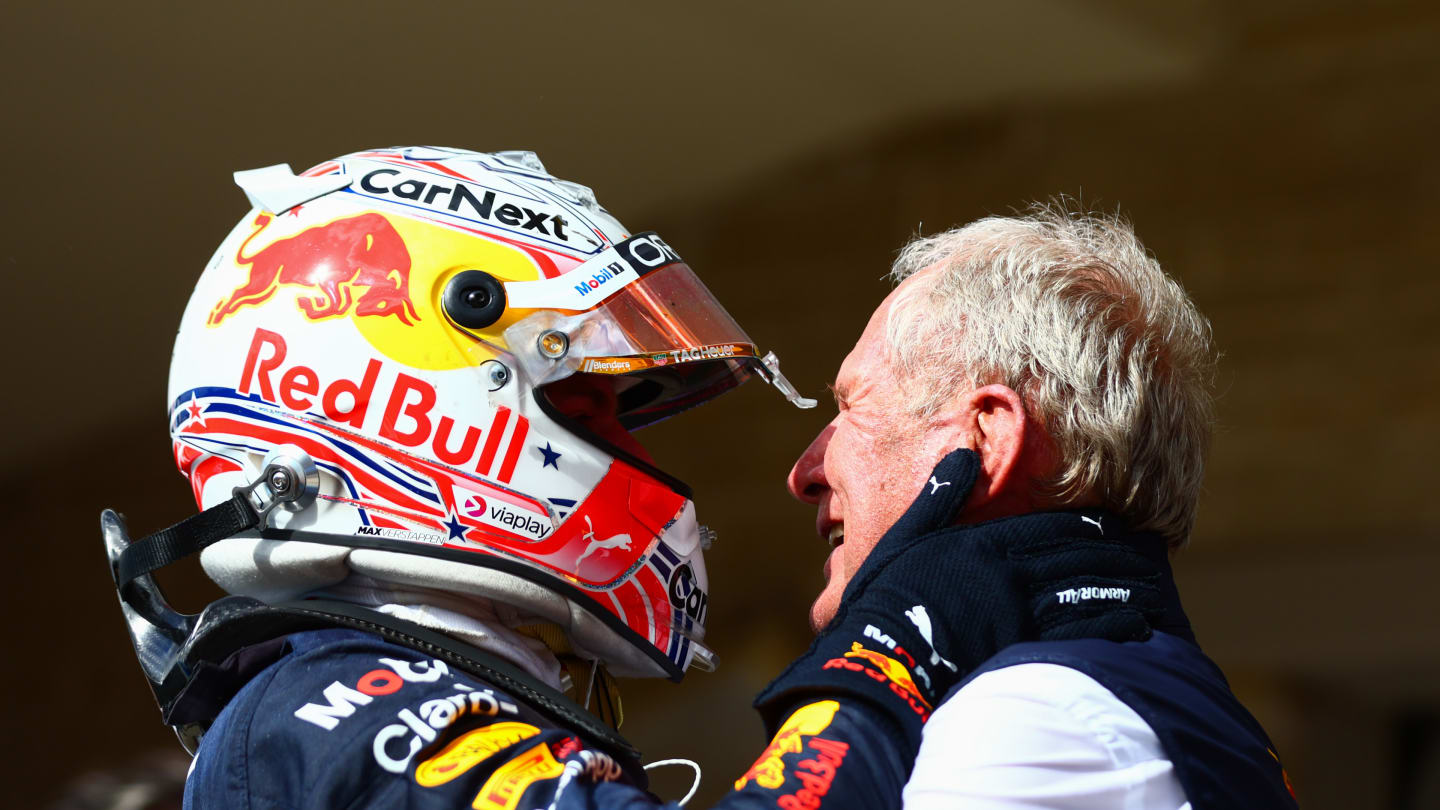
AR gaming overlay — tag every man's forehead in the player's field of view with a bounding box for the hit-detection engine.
[833,293,898,394]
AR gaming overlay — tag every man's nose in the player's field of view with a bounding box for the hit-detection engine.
[787,423,835,504]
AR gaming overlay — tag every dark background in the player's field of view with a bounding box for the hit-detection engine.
[5,2,1439,807]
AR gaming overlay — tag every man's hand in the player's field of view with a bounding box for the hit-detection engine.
[755,449,1167,754]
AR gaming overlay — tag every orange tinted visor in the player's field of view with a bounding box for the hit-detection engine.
[504,234,814,427]
[573,262,761,429]
[579,263,759,370]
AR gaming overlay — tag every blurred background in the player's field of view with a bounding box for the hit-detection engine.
[4,1,1438,807]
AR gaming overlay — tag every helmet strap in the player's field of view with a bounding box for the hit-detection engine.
[113,448,320,633]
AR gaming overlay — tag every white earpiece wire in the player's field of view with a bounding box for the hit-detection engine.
[642,758,702,806]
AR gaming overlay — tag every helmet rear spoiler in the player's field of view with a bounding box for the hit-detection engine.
[234,163,352,215]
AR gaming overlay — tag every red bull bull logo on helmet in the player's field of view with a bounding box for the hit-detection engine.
[209,212,420,326]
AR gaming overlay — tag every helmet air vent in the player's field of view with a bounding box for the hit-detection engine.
[443,270,508,329]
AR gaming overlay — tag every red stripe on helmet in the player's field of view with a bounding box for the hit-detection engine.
[497,416,530,484]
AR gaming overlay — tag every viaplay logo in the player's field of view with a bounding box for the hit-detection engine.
[462,495,488,520]
[209,213,420,326]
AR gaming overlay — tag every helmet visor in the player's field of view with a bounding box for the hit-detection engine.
[574,261,760,428]
[504,232,813,428]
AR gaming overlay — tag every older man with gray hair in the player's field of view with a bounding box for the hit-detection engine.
[771,204,1298,808]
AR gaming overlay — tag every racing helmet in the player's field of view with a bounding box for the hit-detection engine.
[167,146,813,680]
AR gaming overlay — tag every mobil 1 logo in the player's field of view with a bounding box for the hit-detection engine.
[569,232,685,302]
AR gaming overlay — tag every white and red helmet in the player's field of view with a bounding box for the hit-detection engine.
[169,147,812,679]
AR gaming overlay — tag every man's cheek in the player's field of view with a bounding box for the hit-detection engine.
[846,526,884,577]
[843,542,862,578]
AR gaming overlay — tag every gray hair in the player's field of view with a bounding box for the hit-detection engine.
[886,203,1216,548]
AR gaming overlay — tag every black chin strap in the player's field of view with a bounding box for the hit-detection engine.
[115,492,259,590]
[113,450,317,626]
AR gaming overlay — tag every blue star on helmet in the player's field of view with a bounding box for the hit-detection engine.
[538,442,562,469]
[548,497,577,520]
[441,511,467,541]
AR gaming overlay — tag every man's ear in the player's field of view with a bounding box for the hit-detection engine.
[925,384,1038,521]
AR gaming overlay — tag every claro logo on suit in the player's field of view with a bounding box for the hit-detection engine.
[292,656,522,774]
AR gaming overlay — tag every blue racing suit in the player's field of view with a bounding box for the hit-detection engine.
[184,628,908,809]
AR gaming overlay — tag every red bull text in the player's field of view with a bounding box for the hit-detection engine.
[237,328,527,482]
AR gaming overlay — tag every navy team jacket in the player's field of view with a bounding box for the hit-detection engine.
[183,628,909,809]
[947,630,1301,809]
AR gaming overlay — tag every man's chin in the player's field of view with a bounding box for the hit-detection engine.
[808,586,843,633]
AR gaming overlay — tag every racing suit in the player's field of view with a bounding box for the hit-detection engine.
[182,625,908,809]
